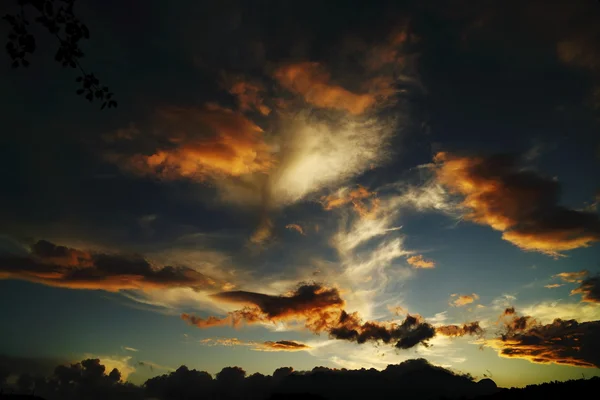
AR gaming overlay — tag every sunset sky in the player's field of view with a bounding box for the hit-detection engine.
[1,0,600,389]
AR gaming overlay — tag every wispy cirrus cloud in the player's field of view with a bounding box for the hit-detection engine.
[199,337,310,352]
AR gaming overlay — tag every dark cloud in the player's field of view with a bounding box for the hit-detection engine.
[571,276,600,304]
[0,240,219,292]
[183,283,482,350]
[262,341,310,352]
[434,152,600,256]
[488,308,600,368]
[213,283,345,319]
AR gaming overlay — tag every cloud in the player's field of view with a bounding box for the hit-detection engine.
[435,322,483,338]
[123,347,139,352]
[406,255,435,269]
[485,308,600,368]
[199,337,310,352]
[555,270,589,283]
[285,224,305,235]
[571,276,600,304]
[434,152,600,256]
[225,77,271,115]
[250,218,274,245]
[450,293,479,307]
[544,283,563,289]
[111,104,275,181]
[321,185,378,218]
[268,114,393,206]
[273,62,377,115]
[261,340,310,352]
[0,240,219,292]
[182,283,481,350]
[521,301,600,324]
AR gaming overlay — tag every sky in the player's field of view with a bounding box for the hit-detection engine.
[1,0,600,390]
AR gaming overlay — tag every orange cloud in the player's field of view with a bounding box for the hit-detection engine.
[322,186,379,218]
[285,224,305,235]
[115,104,274,181]
[227,79,271,116]
[435,321,483,337]
[273,62,377,115]
[0,240,217,292]
[544,283,564,289]
[199,337,310,352]
[487,308,600,368]
[406,255,435,269]
[450,293,479,307]
[571,276,600,304]
[182,284,481,350]
[434,152,600,256]
[555,270,588,283]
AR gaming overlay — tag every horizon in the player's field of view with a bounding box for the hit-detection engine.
[1,0,600,393]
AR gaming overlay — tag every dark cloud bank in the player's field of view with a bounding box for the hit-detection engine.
[0,357,501,400]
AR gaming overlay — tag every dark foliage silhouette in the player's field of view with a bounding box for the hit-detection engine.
[3,0,116,108]
[0,357,502,400]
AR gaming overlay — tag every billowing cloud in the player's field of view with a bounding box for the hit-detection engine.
[571,276,600,304]
[273,62,377,115]
[434,152,600,256]
[0,240,219,292]
[183,283,481,350]
[450,293,479,307]
[225,77,271,115]
[406,255,435,269]
[112,104,275,181]
[555,270,589,283]
[486,308,600,368]
[285,224,305,235]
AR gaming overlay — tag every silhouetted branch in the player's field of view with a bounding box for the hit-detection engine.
[3,0,117,109]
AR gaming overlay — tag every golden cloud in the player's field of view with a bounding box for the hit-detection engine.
[486,308,600,368]
[434,152,600,256]
[199,337,310,352]
[226,78,271,116]
[285,224,305,235]
[321,185,380,219]
[406,255,435,269]
[273,62,377,115]
[450,293,479,307]
[115,104,275,181]
[555,270,588,283]
[571,276,600,304]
